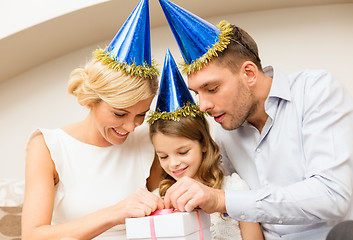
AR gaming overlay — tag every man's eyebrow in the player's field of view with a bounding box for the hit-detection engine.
[189,80,219,92]
[199,82,211,89]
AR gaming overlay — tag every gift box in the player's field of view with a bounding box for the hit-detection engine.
[126,209,211,240]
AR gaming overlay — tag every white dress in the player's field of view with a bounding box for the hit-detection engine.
[210,173,249,240]
[39,123,155,239]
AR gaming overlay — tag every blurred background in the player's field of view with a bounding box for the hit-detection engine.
[1,0,352,182]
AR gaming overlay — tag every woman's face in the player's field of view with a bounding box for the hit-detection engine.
[91,97,153,146]
[152,132,206,181]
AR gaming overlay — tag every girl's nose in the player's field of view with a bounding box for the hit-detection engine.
[170,156,181,168]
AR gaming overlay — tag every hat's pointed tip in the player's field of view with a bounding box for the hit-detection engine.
[94,0,159,78]
[147,48,204,125]
[164,49,173,64]
[158,1,232,74]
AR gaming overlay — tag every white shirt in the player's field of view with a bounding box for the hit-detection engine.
[215,66,353,239]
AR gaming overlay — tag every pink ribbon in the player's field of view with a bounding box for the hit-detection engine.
[149,215,156,239]
[151,208,176,216]
[196,210,204,239]
[149,209,204,239]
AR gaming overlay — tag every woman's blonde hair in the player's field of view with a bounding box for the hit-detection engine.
[68,57,158,108]
[149,116,224,198]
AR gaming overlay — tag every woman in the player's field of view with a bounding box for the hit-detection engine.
[21,1,163,239]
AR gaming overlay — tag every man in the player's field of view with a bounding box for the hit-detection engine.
[158,0,353,239]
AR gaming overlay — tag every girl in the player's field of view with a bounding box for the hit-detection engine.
[148,49,263,239]
[149,111,263,239]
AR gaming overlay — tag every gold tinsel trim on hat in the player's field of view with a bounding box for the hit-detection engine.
[147,102,205,125]
[181,20,233,75]
[93,48,159,79]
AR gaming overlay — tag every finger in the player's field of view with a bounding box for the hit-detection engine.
[156,197,164,210]
[188,186,223,213]
[145,194,164,212]
[163,183,177,209]
[176,179,211,212]
[174,186,198,212]
[137,188,164,212]
[163,192,172,209]
[129,199,155,216]
[137,191,159,211]
[143,204,153,216]
[164,181,189,210]
[165,177,197,210]
[184,196,200,213]
[124,207,147,221]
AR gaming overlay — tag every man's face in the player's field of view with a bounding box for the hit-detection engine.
[188,62,255,130]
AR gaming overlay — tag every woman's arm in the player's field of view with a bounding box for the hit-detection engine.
[22,132,163,240]
[239,221,264,240]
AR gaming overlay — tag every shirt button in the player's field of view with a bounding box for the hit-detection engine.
[240,214,246,220]
[256,148,262,153]
[223,213,229,218]
[278,220,283,224]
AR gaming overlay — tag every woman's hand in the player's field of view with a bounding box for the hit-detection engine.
[113,188,164,224]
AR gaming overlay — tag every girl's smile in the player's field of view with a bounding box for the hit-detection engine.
[152,133,205,181]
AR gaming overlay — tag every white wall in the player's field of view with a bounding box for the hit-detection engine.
[0,0,108,39]
[1,3,352,180]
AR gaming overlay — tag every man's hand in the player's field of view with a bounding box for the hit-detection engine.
[163,177,226,213]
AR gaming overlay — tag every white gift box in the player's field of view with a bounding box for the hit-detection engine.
[126,210,211,240]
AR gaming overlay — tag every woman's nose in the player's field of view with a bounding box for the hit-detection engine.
[123,121,136,133]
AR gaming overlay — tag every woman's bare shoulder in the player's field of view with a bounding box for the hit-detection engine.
[27,129,45,149]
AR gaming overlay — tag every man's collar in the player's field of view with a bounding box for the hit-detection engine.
[264,66,291,101]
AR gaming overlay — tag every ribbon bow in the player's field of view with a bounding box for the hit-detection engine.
[149,209,204,239]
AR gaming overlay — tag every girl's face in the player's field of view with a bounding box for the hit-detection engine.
[90,97,153,146]
[152,132,206,181]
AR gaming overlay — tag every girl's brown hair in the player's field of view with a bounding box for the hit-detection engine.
[150,116,224,198]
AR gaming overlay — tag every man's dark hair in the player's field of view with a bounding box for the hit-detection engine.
[214,25,263,72]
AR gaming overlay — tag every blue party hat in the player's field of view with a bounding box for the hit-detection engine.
[159,0,232,74]
[148,49,204,124]
[94,0,158,79]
